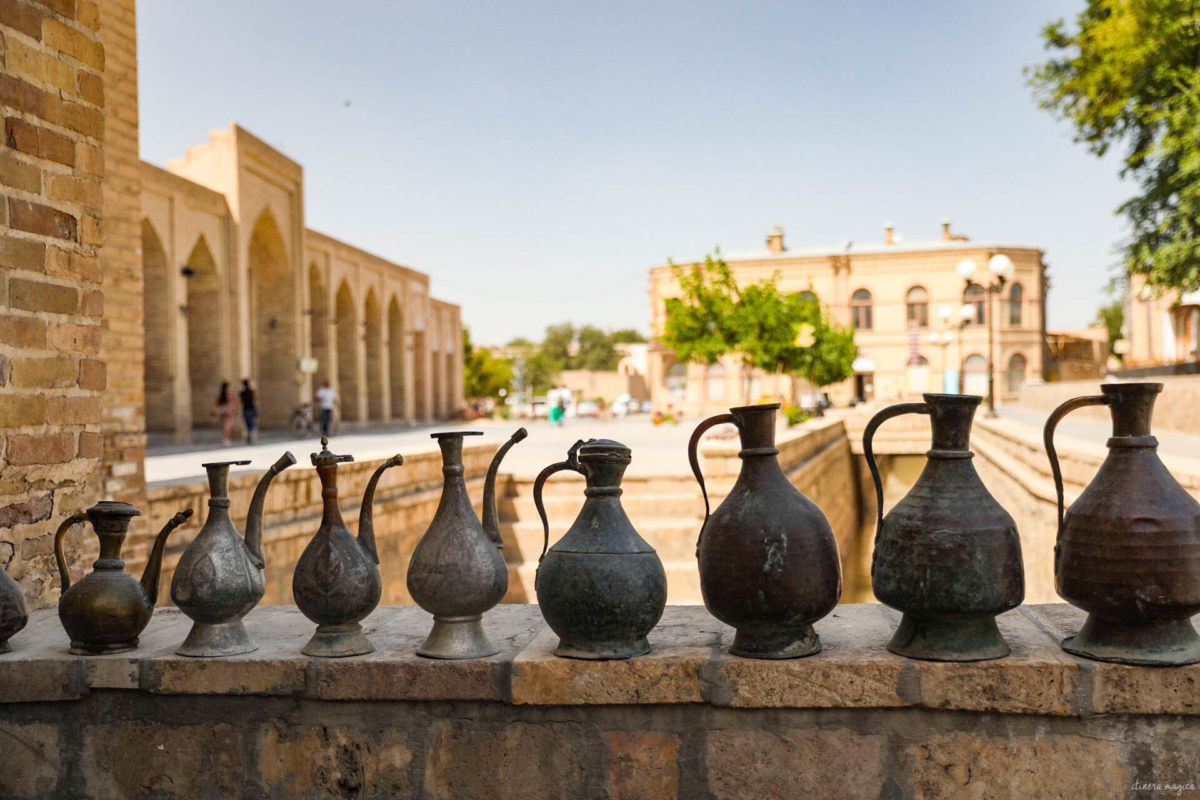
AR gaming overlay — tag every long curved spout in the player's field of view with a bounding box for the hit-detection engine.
[141,507,193,602]
[358,454,404,564]
[244,452,297,569]
[482,427,528,547]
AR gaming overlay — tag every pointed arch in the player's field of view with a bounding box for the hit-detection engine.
[364,288,384,420]
[248,210,297,427]
[387,295,406,420]
[142,218,176,432]
[308,263,329,387]
[184,235,221,426]
[335,280,361,422]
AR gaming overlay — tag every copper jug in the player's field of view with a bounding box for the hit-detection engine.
[689,403,841,658]
[54,501,193,654]
[864,394,1024,661]
[533,439,667,659]
[292,439,402,657]
[171,453,296,657]
[408,428,526,659]
[1046,382,1200,665]
[0,558,27,654]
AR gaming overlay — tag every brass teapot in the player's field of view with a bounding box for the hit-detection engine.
[55,501,193,655]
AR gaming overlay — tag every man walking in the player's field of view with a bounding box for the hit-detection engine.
[315,379,339,437]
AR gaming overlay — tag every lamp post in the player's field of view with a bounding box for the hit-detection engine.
[928,323,955,393]
[938,303,973,394]
[956,254,1015,416]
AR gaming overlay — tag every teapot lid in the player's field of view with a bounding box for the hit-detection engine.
[577,439,631,464]
[311,437,354,467]
[88,500,141,517]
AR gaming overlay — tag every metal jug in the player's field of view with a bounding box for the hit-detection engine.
[1046,382,1200,665]
[533,439,667,659]
[292,439,402,657]
[54,501,193,654]
[864,393,1024,661]
[0,558,27,654]
[408,428,526,659]
[689,403,841,658]
[171,453,295,657]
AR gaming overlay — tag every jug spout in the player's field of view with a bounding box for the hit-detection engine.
[482,428,528,547]
[140,508,193,602]
[358,454,404,563]
[244,452,297,568]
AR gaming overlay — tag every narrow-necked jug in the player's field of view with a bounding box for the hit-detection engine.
[1046,382,1200,665]
[0,557,27,654]
[55,501,193,654]
[689,403,841,658]
[293,439,402,657]
[171,452,296,656]
[533,439,667,659]
[408,428,527,659]
[864,394,1024,661]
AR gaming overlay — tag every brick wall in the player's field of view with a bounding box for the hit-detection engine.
[1,0,108,606]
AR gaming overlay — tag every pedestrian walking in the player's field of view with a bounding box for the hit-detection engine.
[214,381,236,446]
[239,379,259,444]
[315,379,339,437]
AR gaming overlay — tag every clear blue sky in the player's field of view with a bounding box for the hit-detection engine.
[138,0,1127,345]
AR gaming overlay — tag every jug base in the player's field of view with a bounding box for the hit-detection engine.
[70,639,137,656]
[554,636,651,660]
[302,622,373,658]
[176,619,258,658]
[0,640,10,655]
[886,613,1010,662]
[417,614,499,660]
[730,625,821,659]
[1062,614,1200,666]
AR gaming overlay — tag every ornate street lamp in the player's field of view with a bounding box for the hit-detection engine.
[956,254,1015,416]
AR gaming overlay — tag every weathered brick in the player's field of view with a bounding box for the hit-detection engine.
[7,434,72,465]
[78,212,101,245]
[10,356,76,388]
[42,18,102,71]
[604,731,680,800]
[47,173,101,208]
[82,724,244,799]
[8,198,77,240]
[0,354,9,386]
[47,320,99,353]
[20,532,55,558]
[0,73,46,116]
[44,95,103,139]
[707,728,884,800]
[77,358,104,390]
[0,235,45,271]
[5,35,75,92]
[45,395,99,424]
[257,724,413,799]
[80,288,101,317]
[0,0,45,40]
[5,117,75,166]
[424,722,585,800]
[46,245,99,281]
[75,67,102,105]
[0,151,42,194]
[75,0,96,29]
[0,495,53,528]
[77,430,101,458]
[0,395,46,427]
[76,141,102,176]
[9,277,78,314]
[0,314,46,348]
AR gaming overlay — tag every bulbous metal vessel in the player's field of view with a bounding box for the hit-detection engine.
[170,453,295,657]
[1046,382,1200,666]
[864,393,1024,661]
[689,403,841,659]
[533,439,667,659]
[408,428,527,659]
[0,560,28,654]
[54,501,193,655]
[292,438,402,657]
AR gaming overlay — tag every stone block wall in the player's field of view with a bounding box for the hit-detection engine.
[1019,375,1200,435]
[0,0,110,607]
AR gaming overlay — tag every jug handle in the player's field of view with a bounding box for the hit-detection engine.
[863,402,930,528]
[533,440,585,562]
[53,514,86,592]
[687,412,735,553]
[1044,394,1111,532]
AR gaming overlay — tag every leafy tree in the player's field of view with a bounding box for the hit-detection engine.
[540,323,575,372]
[462,328,513,400]
[1028,1,1200,290]
[1095,298,1125,355]
[575,325,618,370]
[662,255,741,369]
[610,328,647,344]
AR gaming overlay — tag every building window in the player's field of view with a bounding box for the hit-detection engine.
[1008,283,1023,326]
[851,289,873,330]
[1006,353,1027,394]
[963,354,988,396]
[906,286,929,328]
[798,290,817,306]
[963,283,985,325]
[665,362,687,402]
[706,362,726,402]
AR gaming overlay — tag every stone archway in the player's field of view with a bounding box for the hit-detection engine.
[430,318,443,419]
[412,330,427,420]
[248,210,296,427]
[184,236,221,428]
[335,280,361,422]
[364,289,384,421]
[308,263,329,388]
[142,219,175,432]
[387,296,405,421]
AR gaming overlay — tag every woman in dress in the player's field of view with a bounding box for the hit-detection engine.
[214,381,236,446]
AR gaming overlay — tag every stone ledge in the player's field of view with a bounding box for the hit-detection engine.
[1,604,1197,716]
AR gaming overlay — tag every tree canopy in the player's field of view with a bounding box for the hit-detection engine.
[462,328,513,400]
[1028,0,1200,291]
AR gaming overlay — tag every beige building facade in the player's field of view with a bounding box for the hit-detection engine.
[140,125,463,438]
[1123,272,1200,369]
[648,222,1046,415]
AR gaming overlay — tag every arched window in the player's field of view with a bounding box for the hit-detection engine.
[665,361,687,401]
[906,286,929,328]
[1008,283,1023,326]
[798,290,817,306]
[963,283,985,325]
[963,354,988,396]
[1006,353,1027,394]
[706,362,726,402]
[851,289,873,330]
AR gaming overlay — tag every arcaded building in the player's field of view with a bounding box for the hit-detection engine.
[648,222,1046,415]
[140,124,463,437]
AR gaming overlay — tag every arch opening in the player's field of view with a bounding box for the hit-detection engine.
[335,281,361,422]
[388,296,406,420]
[184,236,221,428]
[364,288,384,420]
[142,219,175,432]
[248,211,297,427]
[308,263,329,388]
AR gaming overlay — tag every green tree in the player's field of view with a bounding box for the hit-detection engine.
[1028,1,1200,290]
[462,328,513,401]
[575,324,618,370]
[661,254,741,370]
[610,328,647,344]
[540,322,575,372]
[1096,298,1125,355]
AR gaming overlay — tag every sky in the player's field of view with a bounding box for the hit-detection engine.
[138,1,1130,345]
